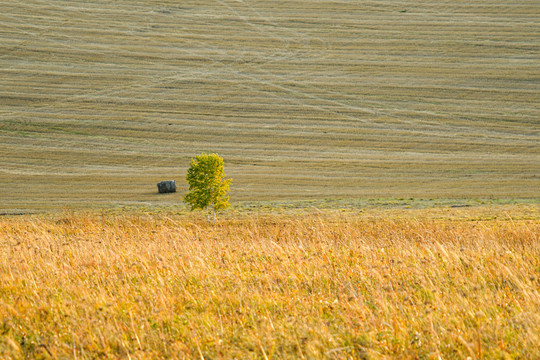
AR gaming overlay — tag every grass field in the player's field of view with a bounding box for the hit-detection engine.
[1,0,539,211]
[0,206,538,359]
[1,2,538,358]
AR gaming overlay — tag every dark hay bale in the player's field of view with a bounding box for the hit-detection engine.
[157,180,176,193]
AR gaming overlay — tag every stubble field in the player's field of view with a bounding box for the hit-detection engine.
[1,0,539,212]
[1,206,539,359]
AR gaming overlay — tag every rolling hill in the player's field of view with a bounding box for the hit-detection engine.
[1,0,539,211]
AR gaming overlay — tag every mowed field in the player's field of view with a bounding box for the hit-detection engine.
[1,0,539,211]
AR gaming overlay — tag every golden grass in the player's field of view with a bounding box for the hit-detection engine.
[1,206,538,359]
[1,0,539,210]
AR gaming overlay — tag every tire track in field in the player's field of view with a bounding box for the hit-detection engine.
[210,0,439,129]
[0,3,223,118]
[231,0,332,60]
[211,0,383,122]
[0,1,278,118]
[229,2,453,133]
[214,0,295,60]
[2,0,377,127]
[214,0,538,136]
[2,0,536,140]
[0,0,397,127]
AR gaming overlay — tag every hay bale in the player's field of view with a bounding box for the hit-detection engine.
[157,180,176,193]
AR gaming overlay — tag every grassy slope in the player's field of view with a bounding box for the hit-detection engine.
[0,0,539,211]
[0,207,538,359]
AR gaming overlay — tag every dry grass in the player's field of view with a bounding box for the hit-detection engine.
[1,206,538,359]
[1,0,539,211]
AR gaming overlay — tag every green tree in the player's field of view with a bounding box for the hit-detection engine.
[184,153,232,222]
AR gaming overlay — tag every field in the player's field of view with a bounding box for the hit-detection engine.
[1,206,539,359]
[1,0,539,212]
[1,2,539,358]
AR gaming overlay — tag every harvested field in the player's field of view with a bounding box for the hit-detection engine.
[0,0,539,210]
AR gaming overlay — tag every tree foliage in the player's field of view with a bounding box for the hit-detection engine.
[184,153,232,221]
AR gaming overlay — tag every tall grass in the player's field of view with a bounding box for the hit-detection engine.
[0,207,538,359]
